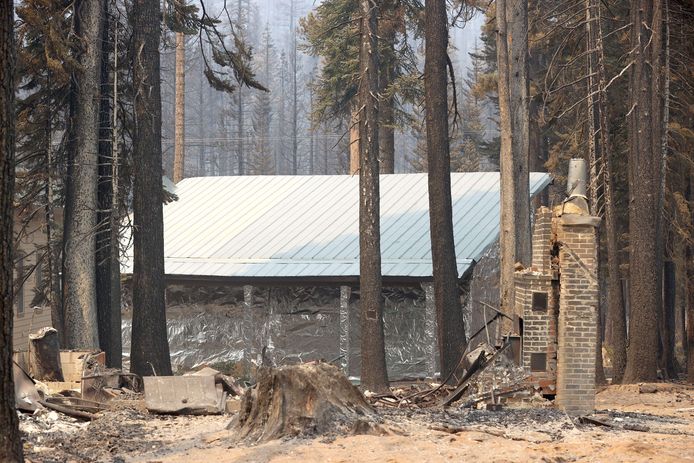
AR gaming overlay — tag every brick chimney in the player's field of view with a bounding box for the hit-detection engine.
[518,159,600,415]
[554,159,600,414]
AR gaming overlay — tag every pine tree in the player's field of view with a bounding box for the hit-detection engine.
[130,0,173,377]
[425,0,467,380]
[63,0,104,349]
[358,0,388,392]
[0,0,23,459]
[15,0,73,343]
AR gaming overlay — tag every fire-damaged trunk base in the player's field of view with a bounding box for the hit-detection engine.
[228,362,378,443]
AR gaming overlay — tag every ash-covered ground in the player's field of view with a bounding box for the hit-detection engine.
[20,382,694,463]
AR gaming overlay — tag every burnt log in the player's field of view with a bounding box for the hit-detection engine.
[228,362,375,442]
[28,327,64,381]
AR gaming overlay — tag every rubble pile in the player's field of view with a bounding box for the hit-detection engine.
[368,340,534,410]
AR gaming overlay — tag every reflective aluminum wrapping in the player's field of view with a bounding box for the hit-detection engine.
[122,284,436,379]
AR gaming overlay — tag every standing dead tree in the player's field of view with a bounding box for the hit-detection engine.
[495,0,529,334]
[358,0,388,392]
[425,0,467,380]
[130,0,173,377]
[96,0,122,369]
[623,0,665,383]
[63,0,104,349]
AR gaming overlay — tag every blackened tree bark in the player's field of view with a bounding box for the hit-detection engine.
[425,0,466,380]
[508,0,531,266]
[358,0,388,392]
[623,0,663,383]
[63,0,103,349]
[0,0,23,460]
[96,1,121,368]
[130,0,172,377]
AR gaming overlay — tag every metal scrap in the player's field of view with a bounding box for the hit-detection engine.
[184,366,245,397]
[13,361,43,412]
[144,375,226,415]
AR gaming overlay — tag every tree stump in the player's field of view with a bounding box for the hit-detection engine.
[28,327,64,381]
[228,362,376,442]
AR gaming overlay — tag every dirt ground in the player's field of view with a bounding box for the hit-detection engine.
[21,382,694,463]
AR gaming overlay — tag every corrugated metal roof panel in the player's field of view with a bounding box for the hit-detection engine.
[122,172,551,279]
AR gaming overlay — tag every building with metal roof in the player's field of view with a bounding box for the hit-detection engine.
[122,172,551,282]
[120,172,552,380]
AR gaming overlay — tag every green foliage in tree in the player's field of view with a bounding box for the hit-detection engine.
[300,0,420,125]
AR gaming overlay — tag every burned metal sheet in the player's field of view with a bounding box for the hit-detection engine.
[144,376,225,415]
[13,361,42,412]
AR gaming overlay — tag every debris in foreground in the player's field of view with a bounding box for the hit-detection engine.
[144,375,226,415]
[229,361,377,442]
[28,327,65,381]
[184,365,246,397]
[14,361,43,412]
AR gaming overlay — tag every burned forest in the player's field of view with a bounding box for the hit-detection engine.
[2,0,694,462]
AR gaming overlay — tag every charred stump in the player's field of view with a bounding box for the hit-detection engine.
[28,327,64,381]
[229,362,375,442]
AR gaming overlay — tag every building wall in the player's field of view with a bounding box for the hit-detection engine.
[13,211,54,351]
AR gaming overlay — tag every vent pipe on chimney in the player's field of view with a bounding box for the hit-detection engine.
[566,158,588,199]
[562,158,590,215]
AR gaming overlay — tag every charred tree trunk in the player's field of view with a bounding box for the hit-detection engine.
[508,0,531,267]
[585,0,606,385]
[358,0,388,392]
[130,0,172,377]
[0,0,23,458]
[425,0,466,380]
[173,32,185,183]
[624,0,664,383]
[63,0,103,349]
[96,2,121,369]
[495,0,516,334]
